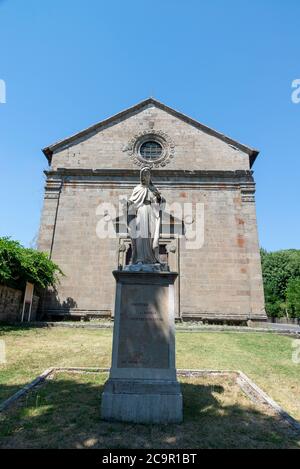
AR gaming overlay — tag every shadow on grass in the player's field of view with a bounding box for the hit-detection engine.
[0,375,299,449]
[0,323,51,334]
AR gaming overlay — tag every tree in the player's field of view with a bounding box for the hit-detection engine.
[0,237,63,290]
[286,277,300,318]
[261,248,300,318]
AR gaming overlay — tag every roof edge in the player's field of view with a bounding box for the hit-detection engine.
[42,98,259,167]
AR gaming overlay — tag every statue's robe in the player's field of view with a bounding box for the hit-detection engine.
[128,183,163,264]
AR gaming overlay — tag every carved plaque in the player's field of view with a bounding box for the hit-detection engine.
[117,284,170,369]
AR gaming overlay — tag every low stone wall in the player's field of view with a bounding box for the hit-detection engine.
[0,285,22,322]
[0,285,39,323]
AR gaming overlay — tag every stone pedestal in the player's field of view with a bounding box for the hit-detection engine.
[101,270,183,424]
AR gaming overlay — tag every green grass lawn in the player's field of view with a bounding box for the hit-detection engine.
[0,325,300,448]
[1,371,299,449]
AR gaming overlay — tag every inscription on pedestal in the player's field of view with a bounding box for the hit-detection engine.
[117,284,169,369]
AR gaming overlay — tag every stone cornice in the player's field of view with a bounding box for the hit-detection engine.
[45,168,254,181]
[44,169,255,191]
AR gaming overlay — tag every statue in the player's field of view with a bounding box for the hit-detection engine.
[125,167,166,271]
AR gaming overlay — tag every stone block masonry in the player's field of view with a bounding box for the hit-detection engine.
[0,285,39,323]
[0,285,22,322]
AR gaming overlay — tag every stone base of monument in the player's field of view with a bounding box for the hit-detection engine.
[101,270,183,424]
[101,379,182,423]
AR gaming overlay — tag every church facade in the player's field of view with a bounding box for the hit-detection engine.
[38,98,266,323]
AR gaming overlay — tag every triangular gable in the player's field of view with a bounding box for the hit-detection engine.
[42,98,259,167]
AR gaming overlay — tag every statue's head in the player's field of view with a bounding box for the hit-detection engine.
[140,167,151,186]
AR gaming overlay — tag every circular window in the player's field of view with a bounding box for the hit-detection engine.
[124,130,175,167]
[139,140,163,161]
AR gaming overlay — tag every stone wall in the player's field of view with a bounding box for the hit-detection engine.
[0,285,22,322]
[0,285,39,323]
[38,172,266,321]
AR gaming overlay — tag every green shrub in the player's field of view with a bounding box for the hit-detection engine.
[0,237,63,290]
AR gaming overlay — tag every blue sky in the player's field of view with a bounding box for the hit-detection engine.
[0,0,299,251]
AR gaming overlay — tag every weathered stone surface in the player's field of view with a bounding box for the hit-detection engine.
[117,282,170,369]
[101,270,183,423]
[0,285,39,322]
[0,285,22,322]
[101,380,183,424]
